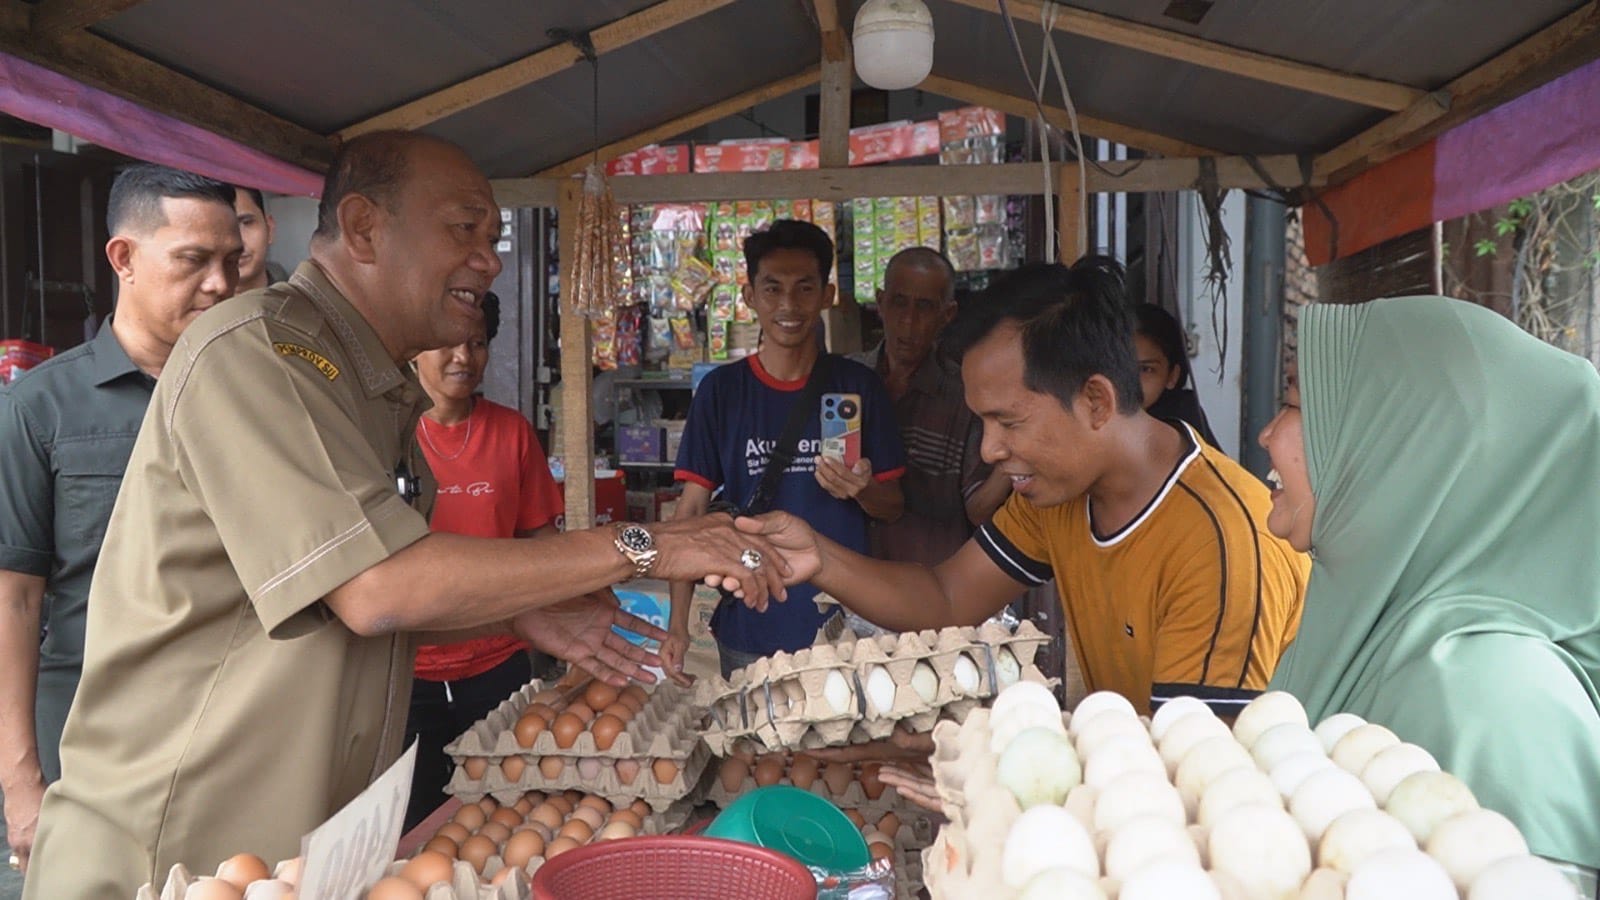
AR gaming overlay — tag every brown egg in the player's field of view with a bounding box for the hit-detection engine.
[566,702,596,725]
[629,799,651,817]
[590,714,627,751]
[489,866,517,886]
[538,756,565,779]
[652,758,681,785]
[452,803,487,831]
[564,789,585,804]
[622,684,650,708]
[869,840,894,862]
[584,679,621,711]
[548,793,576,814]
[184,878,244,900]
[608,809,644,830]
[513,713,548,748]
[717,756,748,792]
[436,821,471,844]
[821,762,854,796]
[215,852,271,889]
[458,834,497,873]
[545,836,581,859]
[529,689,562,707]
[478,796,500,813]
[597,820,638,841]
[525,702,559,722]
[525,821,554,842]
[503,828,546,868]
[365,876,425,900]
[860,762,885,800]
[550,713,585,749]
[753,755,785,787]
[479,821,512,845]
[615,758,641,785]
[513,795,537,815]
[600,702,634,722]
[399,850,455,889]
[877,812,901,839]
[502,755,528,781]
[463,757,488,780]
[422,835,458,858]
[788,753,820,790]
[274,856,303,886]
[529,803,565,831]
[571,805,606,831]
[843,809,866,828]
[557,818,594,843]
[579,794,613,813]
[490,806,524,830]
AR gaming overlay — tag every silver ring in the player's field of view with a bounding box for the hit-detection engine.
[739,548,763,570]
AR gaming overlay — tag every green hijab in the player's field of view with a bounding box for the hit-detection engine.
[1269,296,1600,868]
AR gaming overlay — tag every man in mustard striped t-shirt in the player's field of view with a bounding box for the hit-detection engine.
[743,257,1308,716]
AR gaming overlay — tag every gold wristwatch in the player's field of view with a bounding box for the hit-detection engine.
[612,523,659,580]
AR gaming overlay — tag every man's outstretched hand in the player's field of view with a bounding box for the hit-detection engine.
[511,590,668,687]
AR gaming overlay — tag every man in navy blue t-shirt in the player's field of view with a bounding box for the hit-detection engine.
[664,220,906,679]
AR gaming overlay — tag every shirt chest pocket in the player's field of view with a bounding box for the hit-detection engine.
[54,437,136,549]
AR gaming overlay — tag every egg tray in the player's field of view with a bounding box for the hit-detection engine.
[446,739,713,812]
[446,679,702,762]
[697,621,1054,754]
[705,758,914,821]
[136,863,526,900]
[398,797,695,896]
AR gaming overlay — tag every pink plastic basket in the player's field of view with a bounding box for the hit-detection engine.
[530,835,817,900]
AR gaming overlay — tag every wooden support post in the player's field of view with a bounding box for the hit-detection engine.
[1057,162,1084,262]
[817,0,852,169]
[556,179,595,530]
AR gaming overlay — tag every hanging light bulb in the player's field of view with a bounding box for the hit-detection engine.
[853,0,935,91]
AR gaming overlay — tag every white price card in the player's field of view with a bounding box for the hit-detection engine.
[296,741,418,900]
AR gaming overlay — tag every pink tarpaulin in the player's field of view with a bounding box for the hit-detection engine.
[0,51,323,196]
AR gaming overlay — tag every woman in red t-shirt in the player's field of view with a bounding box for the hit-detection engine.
[402,292,563,829]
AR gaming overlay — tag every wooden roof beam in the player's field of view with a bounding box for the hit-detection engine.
[339,0,738,138]
[29,0,145,37]
[0,5,333,170]
[918,72,1216,157]
[1315,2,1600,185]
[942,0,1426,112]
[533,66,822,179]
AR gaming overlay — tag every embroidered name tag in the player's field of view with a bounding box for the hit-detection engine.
[273,342,340,381]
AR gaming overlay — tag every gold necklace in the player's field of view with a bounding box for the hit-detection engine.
[419,408,473,461]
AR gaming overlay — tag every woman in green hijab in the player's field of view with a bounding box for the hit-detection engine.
[1259,296,1600,874]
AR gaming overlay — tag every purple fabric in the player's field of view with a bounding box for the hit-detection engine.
[0,51,322,196]
[1434,57,1600,223]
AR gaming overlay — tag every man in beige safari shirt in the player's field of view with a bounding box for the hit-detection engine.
[23,133,791,897]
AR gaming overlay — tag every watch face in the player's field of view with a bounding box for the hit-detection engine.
[618,525,653,553]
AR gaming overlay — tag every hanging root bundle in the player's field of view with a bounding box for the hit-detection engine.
[569,163,626,318]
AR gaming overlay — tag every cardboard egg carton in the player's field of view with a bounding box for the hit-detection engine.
[397,797,694,895]
[705,765,907,815]
[447,680,701,762]
[137,863,525,900]
[699,622,1056,753]
[446,739,712,812]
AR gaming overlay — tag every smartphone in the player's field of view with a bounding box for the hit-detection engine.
[820,392,862,468]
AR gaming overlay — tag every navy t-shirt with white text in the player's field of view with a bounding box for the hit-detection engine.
[675,354,906,654]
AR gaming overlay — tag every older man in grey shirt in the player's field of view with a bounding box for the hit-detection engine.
[0,165,240,873]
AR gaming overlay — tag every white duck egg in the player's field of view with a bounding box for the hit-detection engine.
[1070,691,1139,737]
[864,666,896,716]
[1250,722,1324,772]
[997,726,1082,809]
[951,653,980,696]
[911,661,940,703]
[1001,805,1099,887]
[1290,766,1377,843]
[1149,695,1214,744]
[1359,742,1439,806]
[1104,814,1199,881]
[995,647,1022,687]
[1345,848,1456,900]
[1231,691,1309,749]
[822,669,852,715]
[1384,770,1479,843]
[1314,712,1367,754]
[1330,723,1401,775]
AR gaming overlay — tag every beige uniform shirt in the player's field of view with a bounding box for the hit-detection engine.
[25,262,435,898]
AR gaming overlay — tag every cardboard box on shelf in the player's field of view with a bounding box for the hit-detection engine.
[618,425,666,463]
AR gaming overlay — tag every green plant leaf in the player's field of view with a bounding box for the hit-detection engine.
[1508,198,1534,218]
[1474,239,1498,257]
[1494,218,1518,237]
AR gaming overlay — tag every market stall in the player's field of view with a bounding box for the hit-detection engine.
[4,1,1600,899]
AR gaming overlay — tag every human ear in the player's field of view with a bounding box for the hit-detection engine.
[1081,374,1118,429]
[821,282,837,307]
[106,236,136,283]
[338,194,381,265]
